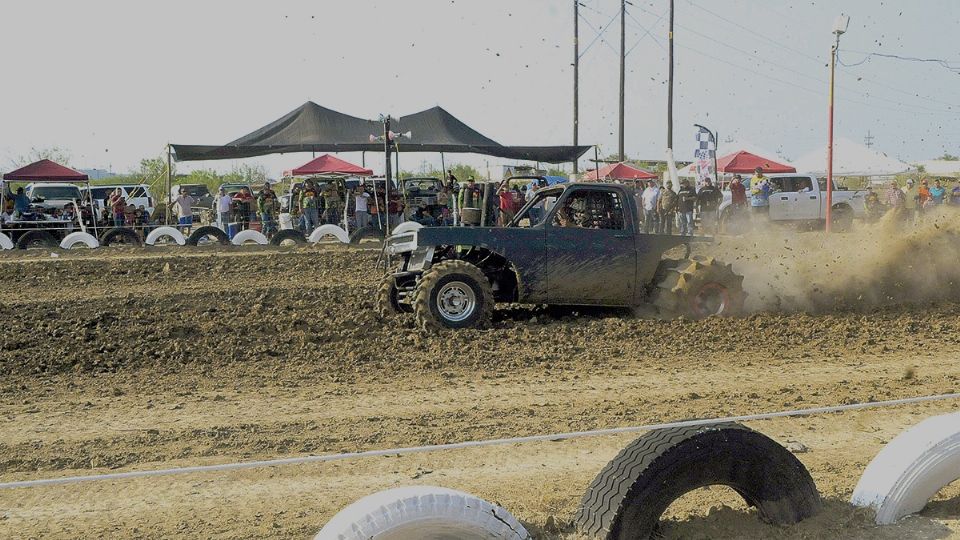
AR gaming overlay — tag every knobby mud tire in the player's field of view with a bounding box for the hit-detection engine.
[574,423,822,539]
[186,226,230,247]
[412,260,493,331]
[99,227,143,247]
[377,272,413,317]
[651,257,746,318]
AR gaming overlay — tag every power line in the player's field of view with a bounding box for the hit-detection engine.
[578,10,620,58]
[839,50,960,73]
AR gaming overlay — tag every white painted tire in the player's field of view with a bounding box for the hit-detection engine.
[59,231,99,250]
[391,221,423,236]
[231,229,269,246]
[0,232,14,250]
[315,486,530,540]
[851,411,960,524]
[145,226,186,246]
[309,224,349,244]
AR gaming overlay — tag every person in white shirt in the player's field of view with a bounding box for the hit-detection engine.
[354,187,372,229]
[216,187,233,230]
[640,179,660,233]
[173,188,195,234]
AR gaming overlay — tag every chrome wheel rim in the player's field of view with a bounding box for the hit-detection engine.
[436,281,477,322]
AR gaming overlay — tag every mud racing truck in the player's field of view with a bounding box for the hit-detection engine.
[719,173,866,233]
[378,182,746,330]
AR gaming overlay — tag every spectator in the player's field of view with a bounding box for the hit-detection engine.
[353,186,371,229]
[497,185,515,226]
[951,183,960,206]
[656,181,678,235]
[446,169,458,190]
[729,175,747,208]
[930,179,947,205]
[232,187,254,231]
[640,179,660,233]
[697,178,722,235]
[300,184,319,234]
[216,187,232,230]
[749,167,771,217]
[863,186,883,222]
[458,177,480,219]
[902,178,918,222]
[436,186,450,217]
[388,194,404,227]
[124,203,136,226]
[13,187,30,217]
[134,205,150,237]
[918,178,932,213]
[884,180,906,218]
[677,179,697,236]
[109,188,126,227]
[257,185,278,237]
[173,187,194,234]
[323,183,343,225]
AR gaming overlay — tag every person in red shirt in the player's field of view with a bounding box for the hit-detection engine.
[108,188,126,227]
[729,175,747,208]
[232,187,255,230]
[497,185,516,226]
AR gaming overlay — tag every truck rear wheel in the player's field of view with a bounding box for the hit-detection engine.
[413,260,493,330]
[651,257,746,318]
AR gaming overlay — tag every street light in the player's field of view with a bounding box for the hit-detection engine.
[826,14,849,233]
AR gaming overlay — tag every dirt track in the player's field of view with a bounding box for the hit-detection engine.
[0,241,959,539]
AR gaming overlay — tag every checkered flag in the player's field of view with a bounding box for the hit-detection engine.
[695,126,716,153]
[694,125,717,185]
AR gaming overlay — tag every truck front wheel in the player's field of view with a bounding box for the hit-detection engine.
[377,272,415,317]
[651,257,746,318]
[413,260,493,330]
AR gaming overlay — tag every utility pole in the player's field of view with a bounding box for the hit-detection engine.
[667,0,674,151]
[383,116,392,237]
[826,14,850,233]
[618,0,626,162]
[864,130,874,149]
[573,0,579,174]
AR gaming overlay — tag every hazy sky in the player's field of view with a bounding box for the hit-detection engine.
[1,0,958,177]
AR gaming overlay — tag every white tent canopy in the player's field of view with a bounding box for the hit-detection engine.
[916,160,960,177]
[793,138,913,177]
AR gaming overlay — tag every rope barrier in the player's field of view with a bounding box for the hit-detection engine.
[1,391,957,490]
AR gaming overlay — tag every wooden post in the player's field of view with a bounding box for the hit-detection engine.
[573,0,579,174]
[618,0,626,162]
[667,0,675,151]
[383,117,392,237]
[165,144,172,225]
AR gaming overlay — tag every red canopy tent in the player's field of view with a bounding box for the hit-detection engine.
[715,151,795,174]
[582,162,657,181]
[284,154,373,177]
[2,159,89,181]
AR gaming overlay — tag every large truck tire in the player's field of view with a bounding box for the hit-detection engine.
[851,411,960,525]
[269,229,307,246]
[349,225,385,245]
[59,231,99,249]
[309,224,350,244]
[413,260,493,330]
[0,232,13,250]
[231,229,268,246]
[315,486,530,540]
[651,257,746,318]
[99,227,143,247]
[830,204,854,232]
[186,226,229,246]
[574,423,821,539]
[377,272,414,317]
[16,230,59,250]
[145,226,186,246]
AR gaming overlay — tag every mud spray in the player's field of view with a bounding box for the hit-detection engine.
[710,209,960,313]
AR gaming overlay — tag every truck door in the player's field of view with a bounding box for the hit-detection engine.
[791,176,820,220]
[768,177,795,220]
[545,188,637,305]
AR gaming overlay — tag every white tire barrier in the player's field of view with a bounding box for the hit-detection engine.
[145,226,186,246]
[315,486,530,540]
[0,232,14,250]
[390,221,423,236]
[851,411,960,524]
[59,231,99,250]
[231,229,269,246]
[309,224,349,244]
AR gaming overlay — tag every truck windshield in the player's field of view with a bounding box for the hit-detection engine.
[31,186,82,200]
[404,179,440,191]
[512,190,560,228]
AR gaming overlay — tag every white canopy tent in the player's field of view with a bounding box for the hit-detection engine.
[916,160,960,178]
[792,138,913,177]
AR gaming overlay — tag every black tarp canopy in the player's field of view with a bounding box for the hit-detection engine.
[172,102,590,163]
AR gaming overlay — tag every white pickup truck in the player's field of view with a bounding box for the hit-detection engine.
[718,173,866,232]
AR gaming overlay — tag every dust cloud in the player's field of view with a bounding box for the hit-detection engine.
[709,209,960,313]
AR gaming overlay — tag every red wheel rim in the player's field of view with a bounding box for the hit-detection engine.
[691,282,730,317]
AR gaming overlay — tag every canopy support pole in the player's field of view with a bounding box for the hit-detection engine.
[594,146,600,181]
[165,144,172,225]
[383,117,392,246]
[440,153,446,185]
[362,151,365,167]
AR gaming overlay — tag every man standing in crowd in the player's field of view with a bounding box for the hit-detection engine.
[323,184,342,225]
[677,179,697,236]
[749,167,771,220]
[640,179,659,233]
[173,187,194,234]
[354,185,371,229]
[300,182,319,234]
[436,186,451,225]
[109,188,127,227]
[697,178,722,235]
[13,187,30,217]
[730,175,747,208]
[257,184,278,237]
[497,184,515,226]
[216,187,232,231]
[459,177,480,220]
[885,180,906,218]
[232,186,254,231]
[902,178,918,222]
[656,181,678,235]
[930,179,947,206]
[446,169,458,190]
[918,178,932,215]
